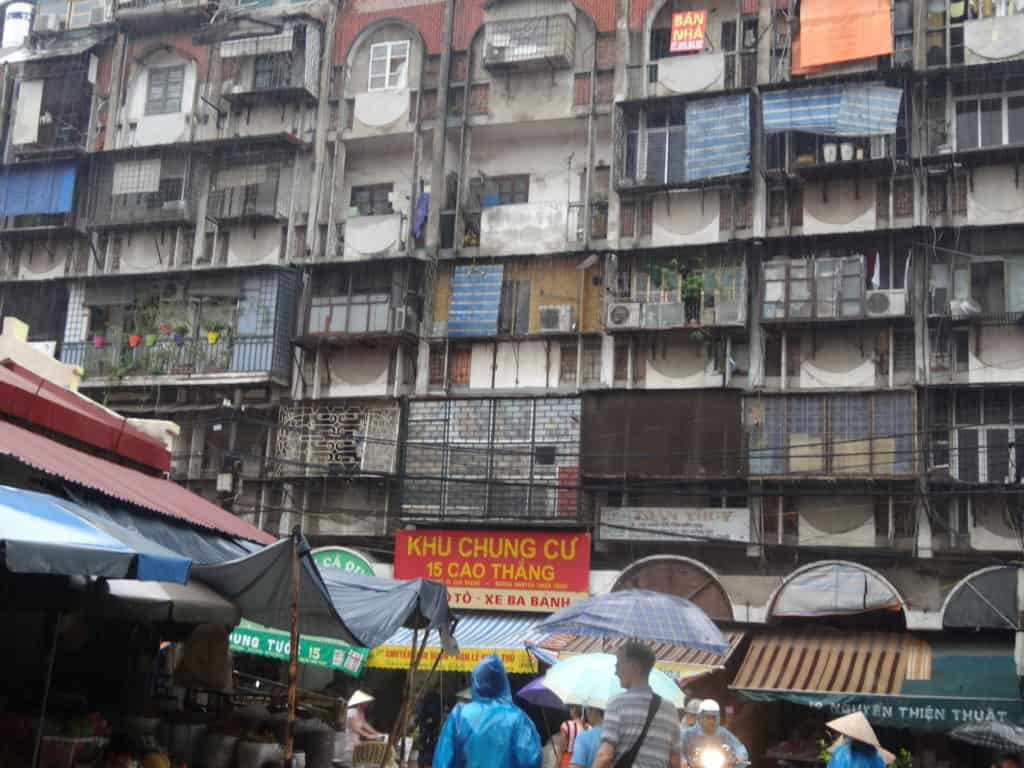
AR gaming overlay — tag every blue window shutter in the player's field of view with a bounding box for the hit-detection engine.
[0,162,76,216]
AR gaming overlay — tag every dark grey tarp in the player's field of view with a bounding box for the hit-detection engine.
[193,537,360,644]
[321,570,457,652]
[67,489,258,565]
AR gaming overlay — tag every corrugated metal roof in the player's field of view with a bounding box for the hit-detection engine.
[0,417,274,545]
[382,611,545,650]
[0,360,169,472]
[731,630,931,696]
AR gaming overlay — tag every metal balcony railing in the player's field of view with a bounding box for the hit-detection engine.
[61,335,285,379]
[208,165,286,222]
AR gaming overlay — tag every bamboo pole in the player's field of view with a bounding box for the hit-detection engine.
[284,529,302,764]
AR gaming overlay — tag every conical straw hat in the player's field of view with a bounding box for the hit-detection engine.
[827,713,894,763]
[348,690,375,708]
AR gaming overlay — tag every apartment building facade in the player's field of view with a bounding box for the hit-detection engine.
[0,0,1021,634]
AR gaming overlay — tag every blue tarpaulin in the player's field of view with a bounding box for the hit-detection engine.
[0,162,76,217]
[762,84,903,136]
[448,264,504,338]
[0,484,191,582]
[685,94,751,182]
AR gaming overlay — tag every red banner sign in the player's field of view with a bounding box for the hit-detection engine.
[670,10,708,53]
[394,530,591,612]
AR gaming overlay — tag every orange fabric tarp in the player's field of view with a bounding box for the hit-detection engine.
[792,0,893,74]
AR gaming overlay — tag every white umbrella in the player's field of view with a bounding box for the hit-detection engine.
[541,653,685,709]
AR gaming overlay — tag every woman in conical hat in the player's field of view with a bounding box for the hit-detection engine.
[825,713,895,768]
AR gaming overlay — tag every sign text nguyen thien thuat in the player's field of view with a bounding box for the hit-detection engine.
[394,529,591,612]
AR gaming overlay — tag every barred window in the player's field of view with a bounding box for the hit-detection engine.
[145,65,185,115]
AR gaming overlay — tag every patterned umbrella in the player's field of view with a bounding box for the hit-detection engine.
[537,590,728,655]
[951,722,1024,754]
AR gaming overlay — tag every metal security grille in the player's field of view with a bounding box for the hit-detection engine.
[273,403,400,476]
[483,15,575,69]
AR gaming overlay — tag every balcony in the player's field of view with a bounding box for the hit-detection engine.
[928,254,1022,324]
[762,256,910,324]
[745,392,917,479]
[303,297,417,343]
[482,15,575,72]
[767,133,905,181]
[115,0,213,28]
[208,160,289,223]
[605,259,747,331]
[61,334,289,382]
[220,24,320,106]
[616,94,751,192]
[8,58,93,162]
[463,202,573,257]
[86,154,196,230]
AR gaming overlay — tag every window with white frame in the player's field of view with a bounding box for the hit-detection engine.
[368,41,409,91]
[145,65,186,115]
[954,79,1024,150]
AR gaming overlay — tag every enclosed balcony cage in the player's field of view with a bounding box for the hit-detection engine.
[483,15,575,71]
[86,153,196,229]
[208,150,289,222]
[10,60,92,160]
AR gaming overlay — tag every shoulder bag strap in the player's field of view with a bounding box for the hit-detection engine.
[612,694,662,768]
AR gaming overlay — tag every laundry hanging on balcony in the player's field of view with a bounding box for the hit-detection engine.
[684,93,751,182]
[0,162,76,217]
[762,84,903,136]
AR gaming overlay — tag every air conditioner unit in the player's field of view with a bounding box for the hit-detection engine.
[485,44,507,63]
[606,302,641,329]
[538,304,574,333]
[865,289,907,317]
[162,200,186,212]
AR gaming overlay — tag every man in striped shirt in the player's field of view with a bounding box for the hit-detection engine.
[592,643,682,768]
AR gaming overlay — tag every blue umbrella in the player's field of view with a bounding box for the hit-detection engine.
[0,485,191,583]
[537,590,728,655]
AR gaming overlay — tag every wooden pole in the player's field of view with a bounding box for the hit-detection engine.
[284,528,302,764]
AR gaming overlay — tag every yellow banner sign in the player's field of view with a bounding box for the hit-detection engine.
[367,644,538,675]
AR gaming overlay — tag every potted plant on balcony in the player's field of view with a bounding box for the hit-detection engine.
[144,333,158,347]
[128,333,142,348]
[159,322,172,337]
[683,272,704,325]
[172,324,189,347]
[92,333,106,349]
[206,322,226,345]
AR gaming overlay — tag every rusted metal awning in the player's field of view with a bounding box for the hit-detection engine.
[538,630,745,683]
[732,630,931,697]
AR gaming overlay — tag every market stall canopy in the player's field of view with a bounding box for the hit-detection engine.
[321,569,456,652]
[92,579,239,625]
[532,630,745,683]
[0,417,273,545]
[537,589,729,654]
[731,629,1024,729]
[0,485,191,583]
[368,612,542,674]
[193,537,358,644]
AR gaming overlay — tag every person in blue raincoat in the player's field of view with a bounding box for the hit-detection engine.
[825,713,892,768]
[433,655,542,768]
[680,700,748,768]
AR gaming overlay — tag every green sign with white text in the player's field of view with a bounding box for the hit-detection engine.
[311,546,375,576]
[229,619,368,678]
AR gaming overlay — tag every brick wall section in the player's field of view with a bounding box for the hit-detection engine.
[596,32,617,69]
[337,0,616,65]
[596,71,614,103]
[128,32,212,80]
[573,73,591,106]
[468,83,489,115]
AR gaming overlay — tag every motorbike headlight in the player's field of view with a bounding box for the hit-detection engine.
[700,749,727,768]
